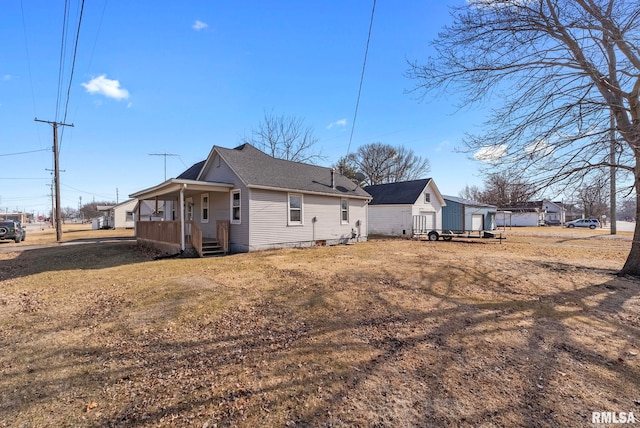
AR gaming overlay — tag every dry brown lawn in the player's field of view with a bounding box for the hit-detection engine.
[0,225,639,427]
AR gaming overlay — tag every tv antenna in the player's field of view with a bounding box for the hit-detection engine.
[149,153,178,181]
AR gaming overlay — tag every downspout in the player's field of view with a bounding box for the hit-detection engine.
[180,184,186,251]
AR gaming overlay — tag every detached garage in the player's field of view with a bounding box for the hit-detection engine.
[364,178,446,237]
[442,195,497,232]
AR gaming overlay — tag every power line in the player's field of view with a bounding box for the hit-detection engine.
[55,0,71,123]
[62,0,84,125]
[346,0,376,156]
[0,149,49,157]
[60,0,86,153]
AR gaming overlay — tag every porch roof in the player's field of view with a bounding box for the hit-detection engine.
[129,178,233,201]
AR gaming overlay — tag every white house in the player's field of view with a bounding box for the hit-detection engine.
[129,144,371,256]
[363,178,446,237]
[497,199,567,227]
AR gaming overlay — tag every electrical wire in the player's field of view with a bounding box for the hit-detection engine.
[55,0,71,123]
[0,149,50,157]
[60,0,85,153]
[346,0,376,156]
[62,0,84,126]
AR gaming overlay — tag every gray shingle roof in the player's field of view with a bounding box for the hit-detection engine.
[443,195,496,209]
[177,160,205,180]
[177,144,370,198]
[218,144,370,198]
[364,179,432,205]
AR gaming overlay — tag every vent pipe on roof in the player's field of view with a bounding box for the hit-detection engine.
[331,168,335,189]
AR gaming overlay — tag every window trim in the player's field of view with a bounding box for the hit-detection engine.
[231,190,241,224]
[201,193,209,223]
[288,193,303,226]
[425,192,431,203]
[340,198,349,224]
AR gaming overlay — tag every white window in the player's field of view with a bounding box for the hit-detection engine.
[125,211,134,222]
[201,194,209,223]
[288,193,303,225]
[231,190,241,224]
[340,198,349,224]
[425,192,431,203]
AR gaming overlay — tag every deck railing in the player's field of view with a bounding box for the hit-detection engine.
[136,221,181,245]
[187,221,203,257]
[136,220,225,256]
[217,220,229,254]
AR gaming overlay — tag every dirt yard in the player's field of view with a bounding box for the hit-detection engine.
[0,226,638,427]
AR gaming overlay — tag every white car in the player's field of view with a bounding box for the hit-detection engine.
[565,218,600,229]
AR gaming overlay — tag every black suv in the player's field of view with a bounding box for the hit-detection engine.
[0,221,26,243]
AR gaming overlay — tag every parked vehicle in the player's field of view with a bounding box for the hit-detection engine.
[0,220,26,243]
[565,218,600,229]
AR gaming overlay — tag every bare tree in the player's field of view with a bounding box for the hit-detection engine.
[246,110,323,164]
[618,198,636,221]
[60,207,78,223]
[459,184,484,202]
[80,201,115,221]
[339,142,431,186]
[407,0,640,275]
[572,173,610,220]
[459,173,537,207]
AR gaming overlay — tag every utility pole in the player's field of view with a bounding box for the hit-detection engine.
[35,118,74,241]
[149,153,178,181]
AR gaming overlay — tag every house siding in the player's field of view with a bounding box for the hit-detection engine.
[369,205,413,236]
[497,211,540,227]
[412,182,443,230]
[242,188,367,252]
[201,153,237,184]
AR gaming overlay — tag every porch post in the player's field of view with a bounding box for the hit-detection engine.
[180,184,186,251]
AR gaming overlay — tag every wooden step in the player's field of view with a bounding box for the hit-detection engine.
[202,241,226,257]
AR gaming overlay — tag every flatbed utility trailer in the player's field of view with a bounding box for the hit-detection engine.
[413,229,506,242]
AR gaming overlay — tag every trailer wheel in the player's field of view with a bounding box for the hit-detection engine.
[442,236,452,241]
[427,231,439,241]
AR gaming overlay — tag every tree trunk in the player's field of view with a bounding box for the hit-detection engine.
[620,170,640,275]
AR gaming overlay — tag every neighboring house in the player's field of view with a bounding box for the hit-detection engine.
[131,200,167,223]
[496,199,566,227]
[93,205,114,229]
[0,212,29,224]
[442,195,497,232]
[364,178,446,237]
[109,199,165,229]
[129,143,371,256]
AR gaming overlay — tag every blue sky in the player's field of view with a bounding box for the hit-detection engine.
[1,0,489,217]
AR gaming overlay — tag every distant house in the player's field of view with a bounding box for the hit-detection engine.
[442,195,497,232]
[364,179,446,237]
[94,205,114,229]
[496,199,566,227]
[129,144,370,256]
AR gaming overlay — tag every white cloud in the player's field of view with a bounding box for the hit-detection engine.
[2,74,12,81]
[524,140,554,157]
[82,75,129,100]
[193,20,208,31]
[327,118,347,129]
[474,144,507,162]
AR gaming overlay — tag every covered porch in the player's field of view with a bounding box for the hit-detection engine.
[130,179,234,257]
